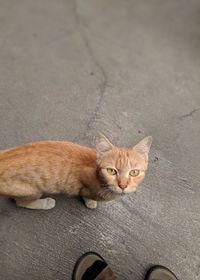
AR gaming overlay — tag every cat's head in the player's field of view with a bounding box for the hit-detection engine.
[96,133,152,194]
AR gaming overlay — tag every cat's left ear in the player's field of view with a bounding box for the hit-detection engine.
[133,136,152,162]
[96,133,114,159]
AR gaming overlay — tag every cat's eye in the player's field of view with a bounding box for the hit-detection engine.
[107,168,117,175]
[129,169,140,177]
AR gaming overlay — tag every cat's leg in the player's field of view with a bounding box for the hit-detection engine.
[15,196,56,210]
[83,197,97,209]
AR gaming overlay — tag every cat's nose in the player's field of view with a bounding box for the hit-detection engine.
[119,183,128,190]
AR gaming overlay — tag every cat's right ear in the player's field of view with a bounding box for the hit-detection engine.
[96,133,114,159]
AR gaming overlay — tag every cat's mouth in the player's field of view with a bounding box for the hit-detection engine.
[98,174,136,195]
[107,185,124,195]
[108,185,137,194]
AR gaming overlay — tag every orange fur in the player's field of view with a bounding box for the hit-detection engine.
[0,134,152,210]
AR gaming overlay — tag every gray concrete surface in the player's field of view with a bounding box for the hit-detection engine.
[0,0,200,279]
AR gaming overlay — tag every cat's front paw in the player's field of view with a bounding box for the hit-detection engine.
[44,197,56,210]
[83,198,97,209]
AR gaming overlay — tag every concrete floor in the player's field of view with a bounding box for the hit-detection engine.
[0,0,200,279]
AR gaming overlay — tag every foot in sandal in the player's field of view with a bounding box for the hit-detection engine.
[72,252,117,280]
[145,265,178,280]
[72,252,178,280]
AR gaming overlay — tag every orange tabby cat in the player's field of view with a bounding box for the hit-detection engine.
[0,133,152,210]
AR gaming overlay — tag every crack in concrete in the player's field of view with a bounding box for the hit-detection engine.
[72,0,108,142]
[179,108,200,119]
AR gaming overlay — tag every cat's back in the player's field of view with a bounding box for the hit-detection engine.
[0,141,96,169]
